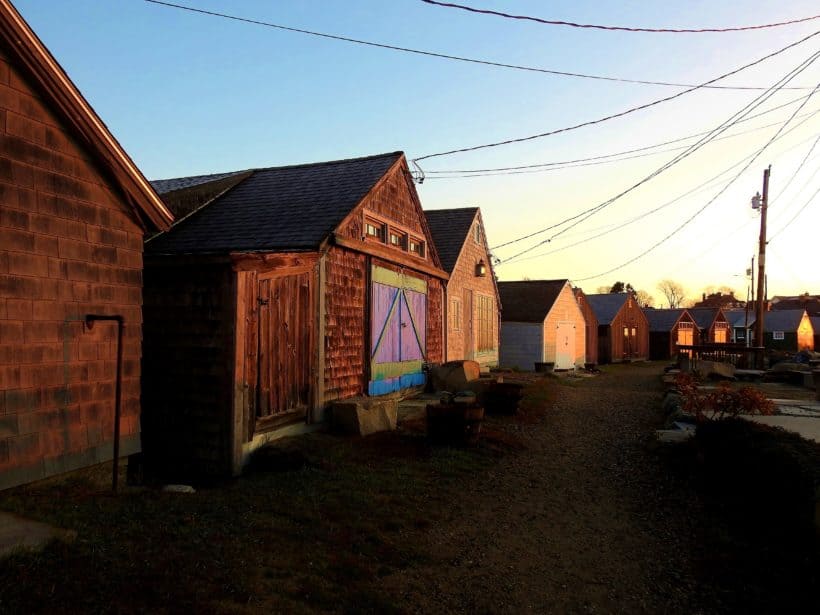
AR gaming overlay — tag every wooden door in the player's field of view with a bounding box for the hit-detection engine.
[555,322,575,369]
[463,289,473,360]
[369,266,427,395]
[255,272,312,428]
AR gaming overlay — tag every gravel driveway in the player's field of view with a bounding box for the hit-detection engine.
[388,363,703,613]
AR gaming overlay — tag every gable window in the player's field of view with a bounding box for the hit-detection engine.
[389,231,407,249]
[365,220,385,241]
[474,223,482,244]
[408,237,425,258]
[477,294,495,351]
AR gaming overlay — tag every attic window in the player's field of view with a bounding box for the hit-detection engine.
[408,238,425,257]
[365,219,384,241]
[389,231,407,249]
[474,223,482,244]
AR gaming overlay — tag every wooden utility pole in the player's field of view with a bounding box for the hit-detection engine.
[753,166,771,367]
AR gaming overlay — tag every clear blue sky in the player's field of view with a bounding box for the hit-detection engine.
[14,0,820,302]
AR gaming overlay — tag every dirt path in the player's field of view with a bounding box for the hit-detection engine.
[388,364,701,613]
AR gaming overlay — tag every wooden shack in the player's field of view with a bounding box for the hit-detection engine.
[0,1,172,490]
[143,152,447,479]
[573,288,599,366]
[424,207,499,369]
[643,308,697,360]
[498,280,586,370]
[586,293,650,364]
[749,309,814,352]
[689,308,730,343]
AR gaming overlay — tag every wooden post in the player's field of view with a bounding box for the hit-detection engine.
[754,166,771,369]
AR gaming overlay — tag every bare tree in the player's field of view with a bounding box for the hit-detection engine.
[635,290,655,308]
[657,279,686,308]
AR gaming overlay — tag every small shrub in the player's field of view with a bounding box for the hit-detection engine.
[673,373,775,421]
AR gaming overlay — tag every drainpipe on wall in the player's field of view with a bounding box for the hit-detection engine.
[84,314,124,492]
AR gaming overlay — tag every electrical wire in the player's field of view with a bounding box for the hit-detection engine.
[572,79,820,282]
[768,166,820,241]
[420,0,820,34]
[413,28,820,162]
[493,48,820,257]
[425,92,815,175]
[142,0,813,92]
[426,104,820,179]
[505,122,820,265]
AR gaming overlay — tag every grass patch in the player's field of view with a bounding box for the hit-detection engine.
[0,430,500,614]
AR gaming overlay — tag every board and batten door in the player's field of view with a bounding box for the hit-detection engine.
[369,266,427,395]
[555,322,575,370]
[255,272,312,428]
[463,289,473,360]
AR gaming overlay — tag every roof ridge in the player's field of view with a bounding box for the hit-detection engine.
[498,279,568,284]
[152,151,404,183]
[425,206,479,214]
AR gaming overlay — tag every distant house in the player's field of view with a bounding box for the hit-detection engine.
[424,207,499,369]
[811,317,820,351]
[586,293,649,364]
[643,308,696,360]
[498,280,586,370]
[692,291,745,309]
[748,309,814,352]
[770,294,820,316]
[688,308,730,343]
[0,1,173,490]
[143,152,447,479]
[573,288,598,365]
[723,308,754,344]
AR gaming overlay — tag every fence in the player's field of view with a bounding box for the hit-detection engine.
[676,344,765,370]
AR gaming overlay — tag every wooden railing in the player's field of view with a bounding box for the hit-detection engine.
[676,344,765,370]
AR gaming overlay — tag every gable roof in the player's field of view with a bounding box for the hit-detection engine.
[585,293,630,325]
[498,280,568,323]
[151,170,248,195]
[146,152,404,254]
[723,308,752,328]
[688,308,722,330]
[0,0,171,230]
[643,308,687,332]
[759,309,808,332]
[423,207,478,273]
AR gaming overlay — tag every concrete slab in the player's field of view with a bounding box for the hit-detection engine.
[0,512,76,559]
[744,415,820,444]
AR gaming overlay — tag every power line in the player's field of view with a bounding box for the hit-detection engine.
[142,0,812,92]
[768,158,820,241]
[572,80,820,283]
[412,29,820,162]
[420,0,820,34]
[426,104,820,179]
[425,92,815,175]
[505,123,820,265]
[493,48,820,256]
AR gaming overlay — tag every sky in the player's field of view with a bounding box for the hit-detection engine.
[13,0,820,304]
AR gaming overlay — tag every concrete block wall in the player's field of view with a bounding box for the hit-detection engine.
[0,48,144,489]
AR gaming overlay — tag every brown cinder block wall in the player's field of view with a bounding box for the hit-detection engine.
[0,47,145,490]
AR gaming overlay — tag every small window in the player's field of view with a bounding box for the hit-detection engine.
[389,231,407,249]
[474,223,482,244]
[773,331,785,340]
[365,220,384,241]
[409,238,425,257]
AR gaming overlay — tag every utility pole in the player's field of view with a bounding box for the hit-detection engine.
[752,166,771,368]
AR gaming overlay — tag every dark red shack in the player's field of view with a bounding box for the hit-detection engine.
[143,152,447,479]
[0,1,172,490]
[586,293,650,364]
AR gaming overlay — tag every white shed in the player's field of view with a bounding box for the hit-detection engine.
[498,279,586,370]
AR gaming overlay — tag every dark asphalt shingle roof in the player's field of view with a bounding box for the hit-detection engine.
[811,316,820,334]
[423,208,479,274]
[643,308,686,332]
[146,152,403,254]
[150,171,248,195]
[688,308,721,331]
[723,308,752,328]
[760,309,808,332]
[498,280,568,323]
[585,293,629,325]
